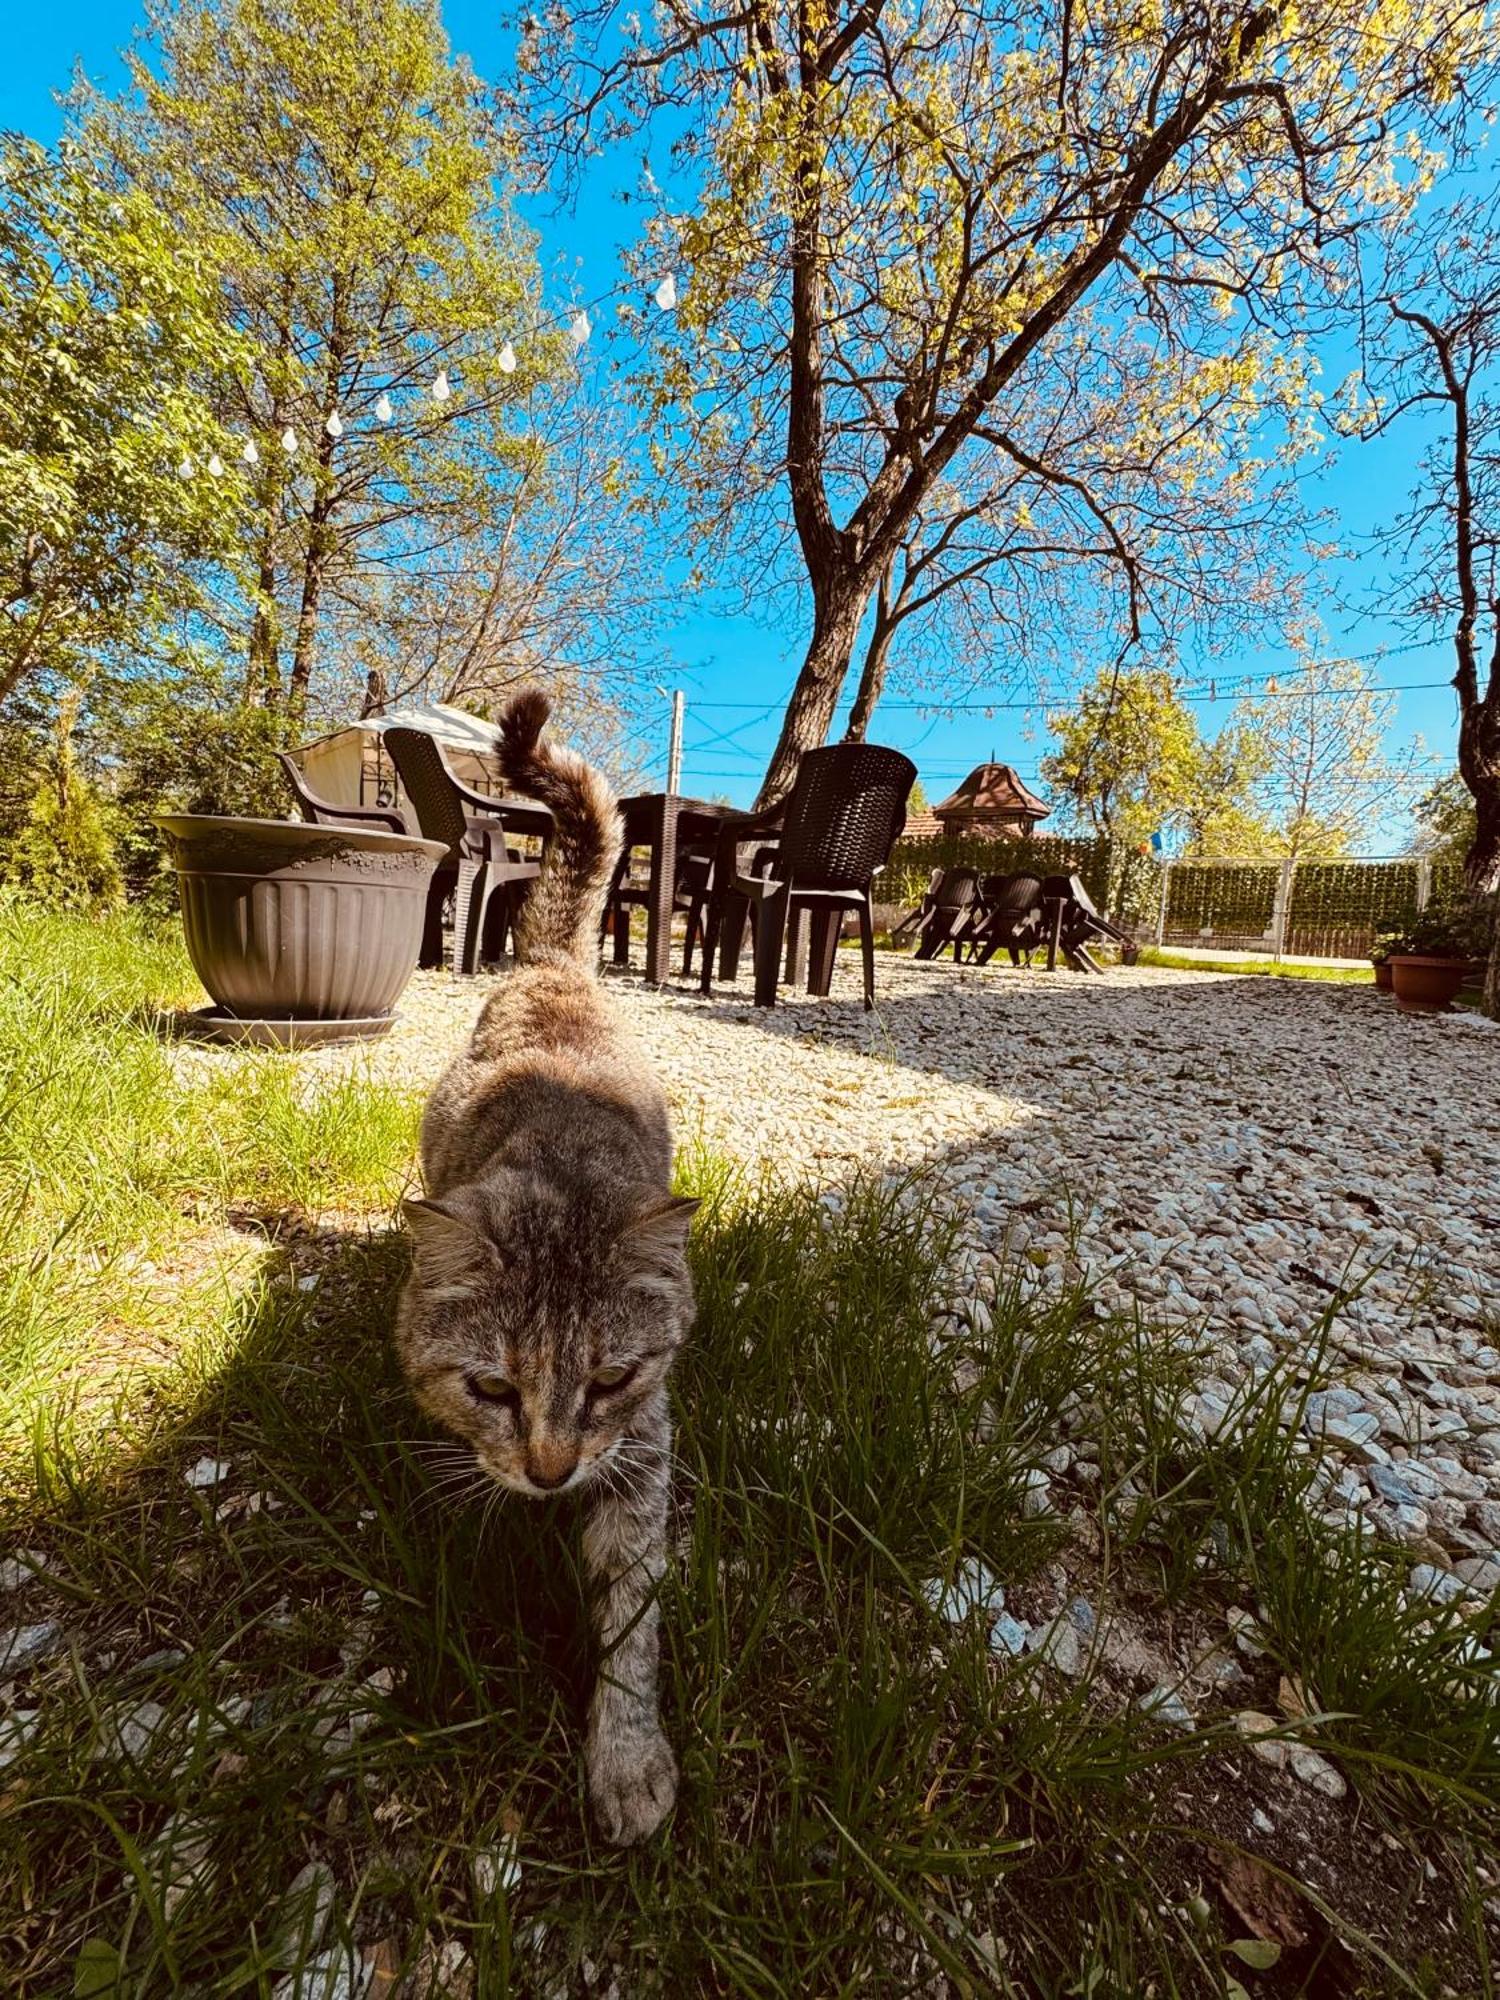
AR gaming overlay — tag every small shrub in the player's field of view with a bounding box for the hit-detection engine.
[0,737,122,910]
[111,690,290,898]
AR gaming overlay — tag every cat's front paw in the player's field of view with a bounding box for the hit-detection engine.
[587,1725,677,1845]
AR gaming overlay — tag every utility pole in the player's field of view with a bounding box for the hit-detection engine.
[666,688,684,795]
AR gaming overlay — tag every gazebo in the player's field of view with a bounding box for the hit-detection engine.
[932,763,1050,837]
[292,703,504,815]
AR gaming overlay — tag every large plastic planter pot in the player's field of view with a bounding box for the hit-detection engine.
[157,816,447,1023]
[1389,953,1473,1015]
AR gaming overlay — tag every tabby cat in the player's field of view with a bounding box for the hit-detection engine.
[396,688,695,1844]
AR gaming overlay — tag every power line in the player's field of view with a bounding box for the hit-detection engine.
[689,677,1454,713]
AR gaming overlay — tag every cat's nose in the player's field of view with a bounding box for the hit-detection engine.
[525,1448,578,1490]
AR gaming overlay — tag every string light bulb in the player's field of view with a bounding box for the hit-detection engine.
[325,409,344,439]
[207,453,225,476]
[571,311,591,346]
[654,273,677,310]
[432,369,451,403]
[241,438,259,465]
[281,426,299,454]
[375,392,393,422]
[499,341,517,374]
[177,455,194,479]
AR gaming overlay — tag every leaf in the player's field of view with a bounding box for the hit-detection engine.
[1227,1938,1283,1970]
[1225,1982,1251,2000]
[73,1938,122,1998]
[1216,1852,1309,1948]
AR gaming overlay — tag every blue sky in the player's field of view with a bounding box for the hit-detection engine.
[6,0,1468,841]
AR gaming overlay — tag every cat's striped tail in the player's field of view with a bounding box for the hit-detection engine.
[497,687,621,969]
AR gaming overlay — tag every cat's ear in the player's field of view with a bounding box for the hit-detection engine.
[403,1195,500,1287]
[618,1194,699,1292]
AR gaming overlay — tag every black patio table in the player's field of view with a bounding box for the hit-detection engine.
[615,792,739,986]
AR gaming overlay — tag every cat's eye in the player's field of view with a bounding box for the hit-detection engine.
[590,1363,638,1395]
[466,1370,519,1409]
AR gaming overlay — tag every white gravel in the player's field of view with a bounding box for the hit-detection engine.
[241,952,1500,1568]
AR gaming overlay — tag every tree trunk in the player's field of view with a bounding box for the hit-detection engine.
[756,578,868,805]
[1458,706,1500,895]
[1463,725,1500,1021]
[247,509,282,705]
[287,296,348,719]
[288,516,330,719]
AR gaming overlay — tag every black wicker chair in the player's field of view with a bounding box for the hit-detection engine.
[383,729,552,974]
[963,873,1046,966]
[1040,872,1137,973]
[603,844,718,977]
[904,866,983,961]
[276,751,409,835]
[709,743,916,1010]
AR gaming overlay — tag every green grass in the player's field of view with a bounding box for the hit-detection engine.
[1134,947,1373,984]
[0,907,1495,1997]
[0,902,421,1486]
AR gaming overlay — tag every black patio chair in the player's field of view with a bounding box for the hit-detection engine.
[708,742,917,1010]
[276,751,409,835]
[902,866,983,961]
[383,728,552,974]
[603,844,718,977]
[1040,873,1138,973]
[963,873,1046,966]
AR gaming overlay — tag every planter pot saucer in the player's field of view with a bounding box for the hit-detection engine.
[172,1008,398,1049]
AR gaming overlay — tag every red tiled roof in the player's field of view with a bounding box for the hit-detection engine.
[932,762,1050,824]
[902,809,942,840]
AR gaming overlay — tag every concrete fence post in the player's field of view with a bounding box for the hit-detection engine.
[1416,857,1433,912]
[1270,857,1294,961]
[1155,861,1170,946]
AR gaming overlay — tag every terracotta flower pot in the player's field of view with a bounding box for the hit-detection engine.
[1389,953,1471,1015]
[157,815,447,1023]
[1372,959,1394,993]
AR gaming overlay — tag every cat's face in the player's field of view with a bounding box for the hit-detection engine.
[396,1182,697,1498]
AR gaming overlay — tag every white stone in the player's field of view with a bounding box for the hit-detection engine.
[1139,1684,1195,1732]
[272,1945,367,2000]
[0,1709,39,1768]
[1289,1746,1347,1799]
[472,1838,523,1899]
[269,1862,337,1969]
[988,1614,1030,1658]
[921,1559,1004,1623]
[1408,1563,1464,1605]
[0,1550,50,1592]
[1026,1618,1082,1676]
[0,1621,62,1672]
[92,1698,179,1765]
[185,1456,232,1490]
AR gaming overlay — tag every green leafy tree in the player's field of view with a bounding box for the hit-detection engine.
[520,0,1495,802]
[0,136,243,714]
[1182,722,1277,856]
[79,0,559,719]
[1225,657,1413,862]
[1041,669,1206,850]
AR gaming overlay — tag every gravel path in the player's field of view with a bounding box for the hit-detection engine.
[246,954,1500,1577]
